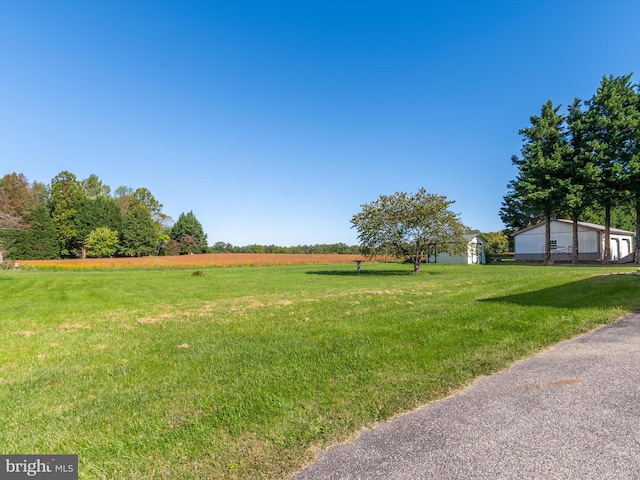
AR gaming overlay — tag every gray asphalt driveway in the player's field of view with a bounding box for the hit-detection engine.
[292,313,640,479]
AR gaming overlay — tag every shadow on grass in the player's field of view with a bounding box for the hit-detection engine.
[481,274,640,310]
[305,269,425,277]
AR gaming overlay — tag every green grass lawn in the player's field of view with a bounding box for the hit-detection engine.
[1,262,639,479]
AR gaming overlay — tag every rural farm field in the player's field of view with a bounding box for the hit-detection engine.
[19,253,366,269]
[2,262,640,479]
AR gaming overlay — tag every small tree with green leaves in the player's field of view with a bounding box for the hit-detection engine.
[483,231,510,256]
[85,227,119,258]
[351,188,467,273]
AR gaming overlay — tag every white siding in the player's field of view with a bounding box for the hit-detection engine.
[611,235,632,260]
[514,219,634,262]
[433,236,486,264]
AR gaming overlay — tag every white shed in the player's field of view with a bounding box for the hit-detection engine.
[513,219,635,262]
[427,233,487,265]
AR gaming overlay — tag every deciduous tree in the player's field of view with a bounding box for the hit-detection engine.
[0,173,34,231]
[351,188,467,273]
[483,231,510,256]
[85,227,119,258]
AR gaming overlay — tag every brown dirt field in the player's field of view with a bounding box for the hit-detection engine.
[19,253,366,269]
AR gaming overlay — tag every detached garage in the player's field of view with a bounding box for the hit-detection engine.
[514,219,635,262]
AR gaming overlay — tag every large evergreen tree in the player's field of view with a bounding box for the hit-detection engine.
[563,98,599,263]
[169,211,208,254]
[584,74,640,263]
[119,203,157,257]
[499,179,542,235]
[7,205,59,260]
[510,100,570,264]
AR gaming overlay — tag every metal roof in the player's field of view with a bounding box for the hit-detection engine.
[513,219,635,236]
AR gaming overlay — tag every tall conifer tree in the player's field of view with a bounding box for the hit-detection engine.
[511,100,570,264]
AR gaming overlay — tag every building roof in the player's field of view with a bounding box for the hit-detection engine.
[463,233,487,242]
[513,219,635,237]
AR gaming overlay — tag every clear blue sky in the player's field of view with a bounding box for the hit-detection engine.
[1,0,639,246]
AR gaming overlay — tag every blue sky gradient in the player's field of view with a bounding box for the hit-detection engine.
[2,0,639,245]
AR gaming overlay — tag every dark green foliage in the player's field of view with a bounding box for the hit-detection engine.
[49,171,85,257]
[584,74,640,262]
[210,242,361,254]
[581,204,635,232]
[77,196,123,253]
[0,170,183,259]
[169,211,208,254]
[504,73,640,264]
[0,174,56,259]
[511,100,570,264]
[6,205,59,259]
[499,180,542,234]
[119,203,157,257]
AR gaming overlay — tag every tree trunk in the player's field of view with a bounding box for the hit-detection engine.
[412,255,421,273]
[603,202,611,264]
[544,214,553,265]
[571,213,579,264]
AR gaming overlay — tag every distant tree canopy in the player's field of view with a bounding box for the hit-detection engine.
[502,73,640,264]
[0,170,177,261]
[351,188,468,273]
[210,242,361,254]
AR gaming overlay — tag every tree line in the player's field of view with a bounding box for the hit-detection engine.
[210,242,360,254]
[0,170,361,262]
[0,171,208,261]
[500,73,640,264]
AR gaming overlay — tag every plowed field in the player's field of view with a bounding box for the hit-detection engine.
[19,253,366,269]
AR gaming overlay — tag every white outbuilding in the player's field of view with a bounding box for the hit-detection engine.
[513,219,635,263]
[426,233,487,265]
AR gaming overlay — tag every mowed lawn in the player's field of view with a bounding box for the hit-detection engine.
[1,262,639,479]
